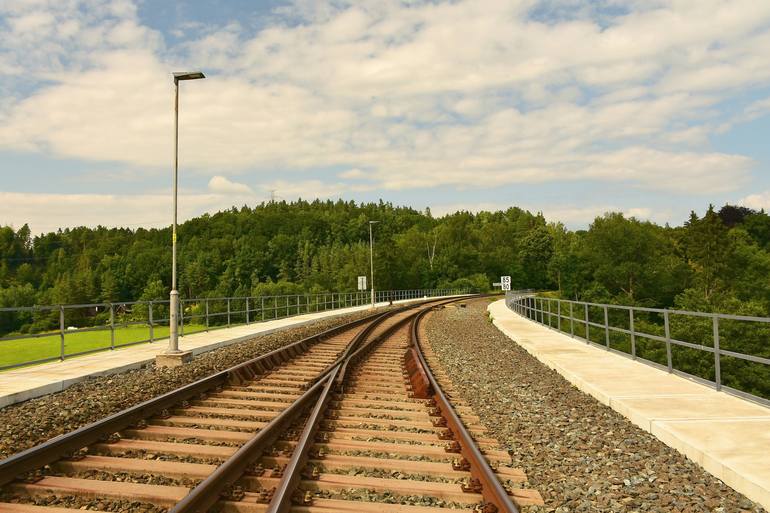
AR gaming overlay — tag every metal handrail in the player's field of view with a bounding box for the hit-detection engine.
[505,291,770,407]
[0,288,470,371]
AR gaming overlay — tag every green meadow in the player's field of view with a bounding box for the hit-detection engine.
[0,323,207,370]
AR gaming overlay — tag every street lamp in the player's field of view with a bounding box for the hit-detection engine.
[369,220,379,309]
[167,71,205,356]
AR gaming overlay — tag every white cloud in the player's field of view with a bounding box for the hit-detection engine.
[208,175,253,194]
[257,180,354,201]
[0,190,236,234]
[0,0,768,200]
[742,96,770,123]
[338,168,366,179]
[429,202,668,227]
[740,190,770,211]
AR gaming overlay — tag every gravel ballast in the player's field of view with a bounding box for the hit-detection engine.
[0,309,380,459]
[424,300,765,513]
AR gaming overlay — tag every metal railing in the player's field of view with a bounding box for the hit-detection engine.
[0,288,469,371]
[505,291,770,406]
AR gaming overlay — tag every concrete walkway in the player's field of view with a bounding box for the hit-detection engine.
[488,299,770,511]
[0,297,439,409]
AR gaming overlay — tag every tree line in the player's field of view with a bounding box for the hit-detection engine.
[2,201,770,315]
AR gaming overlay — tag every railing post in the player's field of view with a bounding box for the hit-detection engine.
[557,300,561,331]
[59,305,65,361]
[570,302,574,336]
[109,303,115,350]
[261,297,265,321]
[286,296,289,317]
[227,298,231,327]
[713,316,721,391]
[584,303,589,342]
[246,297,250,325]
[149,301,154,342]
[547,300,552,327]
[604,305,610,349]
[629,308,636,359]
[664,310,672,372]
[307,294,310,313]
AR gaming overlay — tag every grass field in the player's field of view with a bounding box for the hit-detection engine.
[0,323,207,370]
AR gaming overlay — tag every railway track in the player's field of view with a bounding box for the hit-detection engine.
[0,296,542,512]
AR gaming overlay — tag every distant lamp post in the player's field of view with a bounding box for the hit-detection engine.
[369,220,379,309]
[164,71,205,363]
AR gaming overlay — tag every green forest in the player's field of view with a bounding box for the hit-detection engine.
[1,200,769,398]
[2,200,770,317]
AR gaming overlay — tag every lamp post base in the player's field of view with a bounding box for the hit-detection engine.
[156,350,193,368]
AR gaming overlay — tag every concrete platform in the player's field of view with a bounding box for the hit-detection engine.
[0,297,447,409]
[488,299,770,511]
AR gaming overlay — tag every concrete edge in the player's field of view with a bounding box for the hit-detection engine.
[650,420,769,508]
[487,299,770,511]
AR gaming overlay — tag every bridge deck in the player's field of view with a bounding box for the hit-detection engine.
[0,297,438,410]
[489,299,770,511]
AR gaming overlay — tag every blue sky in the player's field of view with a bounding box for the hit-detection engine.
[1,0,770,233]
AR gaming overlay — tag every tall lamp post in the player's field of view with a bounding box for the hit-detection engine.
[167,71,205,357]
[369,220,379,309]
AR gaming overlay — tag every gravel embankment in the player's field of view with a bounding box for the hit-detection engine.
[424,300,765,513]
[0,309,378,459]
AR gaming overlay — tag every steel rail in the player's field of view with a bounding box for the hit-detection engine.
[168,297,462,513]
[410,302,520,513]
[168,372,335,513]
[264,296,471,513]
[263,365,341,513]
[0,307,389,487]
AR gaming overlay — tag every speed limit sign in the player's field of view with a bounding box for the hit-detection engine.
[501,276,511,291]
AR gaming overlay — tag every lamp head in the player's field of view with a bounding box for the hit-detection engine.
[173,71,206,83]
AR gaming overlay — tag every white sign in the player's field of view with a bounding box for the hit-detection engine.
[357,276,367,290]
[501,276,511,291]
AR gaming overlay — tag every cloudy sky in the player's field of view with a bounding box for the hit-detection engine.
[1,0,770,233]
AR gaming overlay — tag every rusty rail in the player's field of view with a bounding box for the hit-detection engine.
[410,304,520,513]
[166,297,466,513]
[263,297,471,512]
